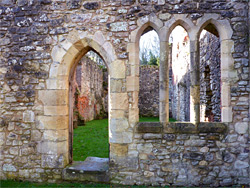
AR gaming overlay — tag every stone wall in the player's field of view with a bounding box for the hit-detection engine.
[0,0,249,186]
[139,65,159,117]
[200,31,221,122]
[73,56,108,123]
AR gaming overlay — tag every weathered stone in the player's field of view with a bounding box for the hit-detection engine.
[235,122,248,134]
[234,160,249,169]
[108,22,128,32]
[3,164,17,172]
[143,133,162,140]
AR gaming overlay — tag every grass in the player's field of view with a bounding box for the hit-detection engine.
[73,119,109,161]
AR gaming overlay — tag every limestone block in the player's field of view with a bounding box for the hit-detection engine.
[221,107,232,122]
[36,115,68,130]
[51,46,66,62]
[137,15,149,27]
[38,90,68,106]
[221,40,234,54]
[102,42,116,62]
[126,76,139,91]
[130,65,139,77]
[23,110,35,123]
[43,130,68,141]
[235,122,248,134]
[128,108,139,125]
[110,60,126,79]
[37,141,68,155]
[110,143,128,157]
[42,154,67,168]
[109,131,133,144]
[44,106,68,116]
[110,110,125,119]
[110,118,129,132]
[221,84,230,107]
[110,79,123,93]
[46,77,68,90]
[110,93,128,110]
[93,31,105,46]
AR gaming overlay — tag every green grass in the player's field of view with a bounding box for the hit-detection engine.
[73,119,109,161]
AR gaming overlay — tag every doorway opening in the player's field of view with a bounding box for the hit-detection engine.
[69,49,109,162]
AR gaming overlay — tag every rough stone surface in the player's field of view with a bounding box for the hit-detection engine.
[0,0,249,187]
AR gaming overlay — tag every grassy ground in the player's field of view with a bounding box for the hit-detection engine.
[73,119,109,161]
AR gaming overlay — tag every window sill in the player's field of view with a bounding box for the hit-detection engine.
[136,122,227,134]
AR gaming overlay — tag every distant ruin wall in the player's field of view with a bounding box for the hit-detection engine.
[139,66,159,117]
[73,57,108,123]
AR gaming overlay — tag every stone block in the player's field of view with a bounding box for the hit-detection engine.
[46,77,68,90]
[19,169,30,178]
[110,110,126,119]
[42,154,66,168]
[43,130,68,141]
[36,115,68,130]
[110,118,129,132]
[109,131,133,144]
[44,106,68,116]
[51,46,66,62]
[109,22,128,32]
[143,133,162,140]
[9,147,19,155]
[110,143,128,157]
[110,60,126,79]
[126,76,139,91]
[235,122,248,134]
[3,164,17,172]
[110,79,123,93]
[221,107,232,123]
[23,110,35,123]
[37,141,68,155]
[128,108,139,125]
[38,90,68,106]
[110,93,128,110]
[137,143,153,153]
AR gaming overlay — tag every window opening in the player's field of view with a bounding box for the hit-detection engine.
[199,27,221,122]
[169,26,190,122]
[139,28,160,122]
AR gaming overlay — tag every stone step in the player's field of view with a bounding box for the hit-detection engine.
[62,157,109,183]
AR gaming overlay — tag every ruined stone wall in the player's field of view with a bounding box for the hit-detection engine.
[0,0,249,186]
[139,65,159,117]
[73,56,108,122]
[200,31,221,122]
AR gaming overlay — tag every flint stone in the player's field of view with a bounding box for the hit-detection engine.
[3,164,17,171]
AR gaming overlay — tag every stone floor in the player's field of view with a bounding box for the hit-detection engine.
[63,157,109,183]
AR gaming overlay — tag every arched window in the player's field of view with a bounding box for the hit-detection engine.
[199,25,221,122]
[139,27,160,121]
[168,26,190,122]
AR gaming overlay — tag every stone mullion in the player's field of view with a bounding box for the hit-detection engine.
[159,41,169,124]
[190,40,200,124]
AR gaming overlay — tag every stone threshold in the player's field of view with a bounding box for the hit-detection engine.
[137,122,227,134]
[62,157,109,183]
